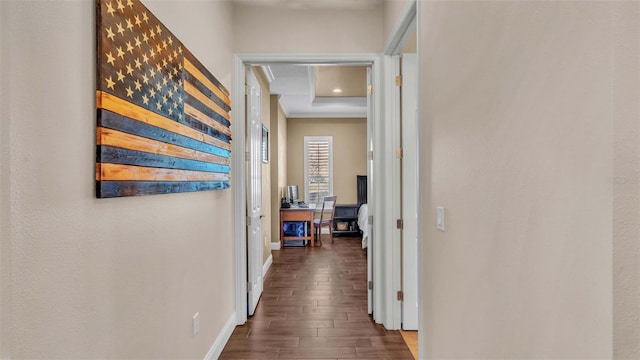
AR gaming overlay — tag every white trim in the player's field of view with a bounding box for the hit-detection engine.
[286,111,366,119]
[371,55,403,329]
[263,254,273,277]
[260,65,275,84]
[307,66,316,103]
[203,312,237,360]
[415,1,425,358]
[233,53,386,329]
[311,96,366,107]
[270,242,281,250]
[383,0,417,55]
[232,54,248,326]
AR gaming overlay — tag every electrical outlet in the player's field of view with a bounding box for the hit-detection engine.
[192,312,200,337]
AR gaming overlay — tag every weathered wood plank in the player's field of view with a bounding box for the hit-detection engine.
[97,127,230,165]
[183,50,230,99]
[98,145,230,173]
[184,81,231,122]
[184,58,231,106]
[183,71,232,115]
[98,109,231,157]
[97,91,230,151]
[184,102,232,136]
[97,180,230,198]
[181,113,231,144]
[97,163,230,182]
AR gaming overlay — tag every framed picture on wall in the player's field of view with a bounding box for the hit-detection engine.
[262,125,269,164]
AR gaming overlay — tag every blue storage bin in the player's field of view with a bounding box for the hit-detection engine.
[283,221,308,237]
[282,221,311,247]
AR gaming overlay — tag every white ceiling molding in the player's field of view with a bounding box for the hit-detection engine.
[261,65,275,84]
[287,111,367,119]
[307,66,316,104]
[312,97,366,108]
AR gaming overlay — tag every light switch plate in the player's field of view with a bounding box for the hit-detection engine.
[436,207,445,231]
[192,312,200,337]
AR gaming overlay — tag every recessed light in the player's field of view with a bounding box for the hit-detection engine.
[332,88,342,93]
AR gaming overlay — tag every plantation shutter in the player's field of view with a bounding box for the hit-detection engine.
[304,136,333,205]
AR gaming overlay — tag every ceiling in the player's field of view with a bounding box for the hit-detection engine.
[263,64,368,118]
[233,0,382,10]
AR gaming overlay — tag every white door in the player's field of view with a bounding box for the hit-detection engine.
[366,67,374,314]
[401,54,419,330]
[246,68,263,316]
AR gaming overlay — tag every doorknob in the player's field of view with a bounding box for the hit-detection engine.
[260,215,265,219]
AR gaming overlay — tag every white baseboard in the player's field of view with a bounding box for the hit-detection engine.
[270,242,281,250]
[203,312,237,360]
[263,254,273,277]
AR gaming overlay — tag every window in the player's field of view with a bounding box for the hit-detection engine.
[304,136,333,205]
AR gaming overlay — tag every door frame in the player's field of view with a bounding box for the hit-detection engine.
[232,53,395,326]
[383,0,423,358]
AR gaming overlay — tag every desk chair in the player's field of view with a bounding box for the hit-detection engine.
[314,196,337,246]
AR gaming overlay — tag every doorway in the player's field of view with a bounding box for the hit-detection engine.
[232,54,386,326]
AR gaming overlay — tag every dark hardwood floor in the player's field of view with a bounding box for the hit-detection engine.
[220,236,414,360]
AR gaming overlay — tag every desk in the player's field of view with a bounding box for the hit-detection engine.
[280,206,316,248]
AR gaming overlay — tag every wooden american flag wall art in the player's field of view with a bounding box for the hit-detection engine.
[95,0,231,198]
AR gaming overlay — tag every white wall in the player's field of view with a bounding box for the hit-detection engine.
[232,2,383,53]
[420,1,638,358]
[1,0,235,358]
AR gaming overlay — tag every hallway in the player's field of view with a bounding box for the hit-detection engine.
[220,237,414,359]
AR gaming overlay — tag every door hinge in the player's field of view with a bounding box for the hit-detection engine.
[368,150,373,160]
[396,147,403,159]
[396,219,404,229]
[397,290,404,301]
[245,151,250,160]
[367,84,373,95]
[247,281,252,292]
[245,84,249,96]
[368,281,373,290]
[368,215,373,225]
[395,75,402,87]
[246,216,252,226]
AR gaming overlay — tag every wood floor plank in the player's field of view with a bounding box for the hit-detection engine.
[298,336,372,347]
[286,311,348,320]
[219,237,413,360]
[278,346,357,359]
[269,319,334,328]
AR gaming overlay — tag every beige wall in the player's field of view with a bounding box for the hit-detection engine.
[1,0,235,358]
[420,1,638,358]
[287,118,366,205]
[0,1,7,357]
[612,2,640,358]
[253,68,272,263]
[232,3,383,53]
[270,96,287,244]
[383,0,413,48]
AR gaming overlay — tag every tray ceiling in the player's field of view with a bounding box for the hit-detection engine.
[264,64,368,118]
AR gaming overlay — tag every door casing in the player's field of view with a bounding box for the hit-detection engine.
[232,54,399,327]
